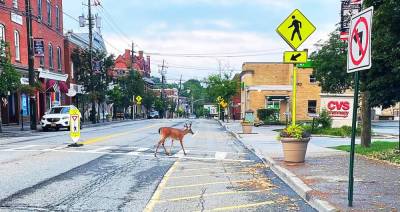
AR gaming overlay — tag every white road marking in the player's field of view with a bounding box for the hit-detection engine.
[88,146,114,152]
[215,152,228,160]
[136,147,150,152]
[2,145,37,151]
[0,146,253,162]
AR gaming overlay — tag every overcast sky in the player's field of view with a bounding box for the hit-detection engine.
[63,0,340,82]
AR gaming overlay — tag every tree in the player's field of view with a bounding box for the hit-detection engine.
[71,48,114,123]
[0,41,21,132]
[182,79,206,115]
[205,73,238,103]
[205,73,239,120]
[311,0,400,147]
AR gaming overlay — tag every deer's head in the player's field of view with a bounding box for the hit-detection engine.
[184,122,194,135]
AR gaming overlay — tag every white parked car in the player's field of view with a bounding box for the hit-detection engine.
[40,105,81,131]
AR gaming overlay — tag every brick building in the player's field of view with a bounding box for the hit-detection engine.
[113,49,154,91]
[0,0,66,124]
[241,62,321,122]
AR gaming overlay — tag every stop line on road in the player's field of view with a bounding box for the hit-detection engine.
[0,144,254,162]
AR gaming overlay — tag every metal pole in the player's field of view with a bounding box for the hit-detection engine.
[88,0,96,124]
[348,71,360,207]
[292,66,297,126]
[25,0,37,130]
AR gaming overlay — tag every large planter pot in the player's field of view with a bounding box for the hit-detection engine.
[241,124,253,134]
[280,137,310,163]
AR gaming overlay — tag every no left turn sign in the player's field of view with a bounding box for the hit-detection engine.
[347,7,373,73]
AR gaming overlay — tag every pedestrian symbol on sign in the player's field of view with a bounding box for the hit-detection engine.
[289,16,302,41]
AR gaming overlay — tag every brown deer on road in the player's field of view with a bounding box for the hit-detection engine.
[154,123,194,157]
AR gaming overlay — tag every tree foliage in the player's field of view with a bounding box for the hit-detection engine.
[310,29,351,93]
[205,73,238,103]
[0,41,21,97]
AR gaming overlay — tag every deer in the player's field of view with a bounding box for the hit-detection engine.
[154,122,194,157]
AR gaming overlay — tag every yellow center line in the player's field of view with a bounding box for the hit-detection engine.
[164,179,257,189]
[157,190,271,203]
[193,200,275,212]
[78,124,158,145]
[143,160,180,212]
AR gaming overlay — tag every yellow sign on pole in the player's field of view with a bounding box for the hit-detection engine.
[283,51,308,64]
[276,9,316,50]
[70,108,81,143]
[136,96,142,104]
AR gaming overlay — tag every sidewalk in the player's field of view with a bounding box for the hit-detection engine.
[221,121,400,212]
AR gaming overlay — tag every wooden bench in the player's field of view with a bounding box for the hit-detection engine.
[116,112,125,120]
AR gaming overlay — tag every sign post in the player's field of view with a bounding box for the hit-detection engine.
[346,6,373,207]
[277,9,316,126]
[69,108,82,147]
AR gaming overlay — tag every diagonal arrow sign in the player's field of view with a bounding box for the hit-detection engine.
[290,53,302,61]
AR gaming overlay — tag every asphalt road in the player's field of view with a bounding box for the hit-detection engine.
[0,119,315,211]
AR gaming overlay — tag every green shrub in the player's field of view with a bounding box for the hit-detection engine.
[257,108,279,123]
[316,109,332,129]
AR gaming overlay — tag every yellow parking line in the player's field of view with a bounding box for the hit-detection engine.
[164,179,255,189]
[79,124,158,145]
[143,161,180,212]
[176,166,244,172]
[169,171,250,179]
[157,190,270,203]
[194,200,275,212]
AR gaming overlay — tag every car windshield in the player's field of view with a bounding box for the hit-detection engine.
[49,107,69,114]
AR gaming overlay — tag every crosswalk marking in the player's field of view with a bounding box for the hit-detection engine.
[0,145,253,162]
[215,152,228,160]
[88,146,114,152]
[4,145,38,151]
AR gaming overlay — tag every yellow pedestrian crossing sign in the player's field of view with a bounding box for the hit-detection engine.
[276,9,316,50]
[70,108,81,143]
[283,51,308,64]
[136,96,142,104]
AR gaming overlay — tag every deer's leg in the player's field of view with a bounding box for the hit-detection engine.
[169,139,174,155]
[154,139,164,157]
[179,139,187,156]
[162,140,169,156]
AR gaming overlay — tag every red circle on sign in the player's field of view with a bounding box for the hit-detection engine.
[350,17,369,66]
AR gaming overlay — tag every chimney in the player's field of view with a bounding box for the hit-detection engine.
[125,49,131,59]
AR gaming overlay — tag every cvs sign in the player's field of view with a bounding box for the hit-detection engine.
[327,101,350,118]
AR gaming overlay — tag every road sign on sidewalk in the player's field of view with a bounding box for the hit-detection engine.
[347,7,373,73]
[276,9,316,50]
[70,108,81,143]
[283,51,308,64]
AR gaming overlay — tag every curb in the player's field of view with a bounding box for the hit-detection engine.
[218,120,338,212]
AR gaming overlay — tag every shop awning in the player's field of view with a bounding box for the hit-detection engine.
[46,79,56,92]
[59,81,68,93]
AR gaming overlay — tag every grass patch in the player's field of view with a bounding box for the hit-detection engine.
[334,141,400,165]
[302,125,361,137]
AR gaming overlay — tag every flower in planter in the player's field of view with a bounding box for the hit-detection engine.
[279,125,311,140]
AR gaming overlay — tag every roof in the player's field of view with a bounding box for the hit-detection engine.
[65,31,107,53]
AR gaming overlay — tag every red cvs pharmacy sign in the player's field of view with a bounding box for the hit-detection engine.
[327,101,350,118]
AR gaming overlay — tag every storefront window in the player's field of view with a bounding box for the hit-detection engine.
[308,100,317,114]
[267,101,280,110]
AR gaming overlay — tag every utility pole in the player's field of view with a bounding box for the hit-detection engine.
[130,41,136,120]
[177,74,182,118]
[87,0,96,124]
[25,0,37,130]
[159,60,167,118]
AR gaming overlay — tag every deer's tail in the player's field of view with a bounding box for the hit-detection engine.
[158,127,162,134]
